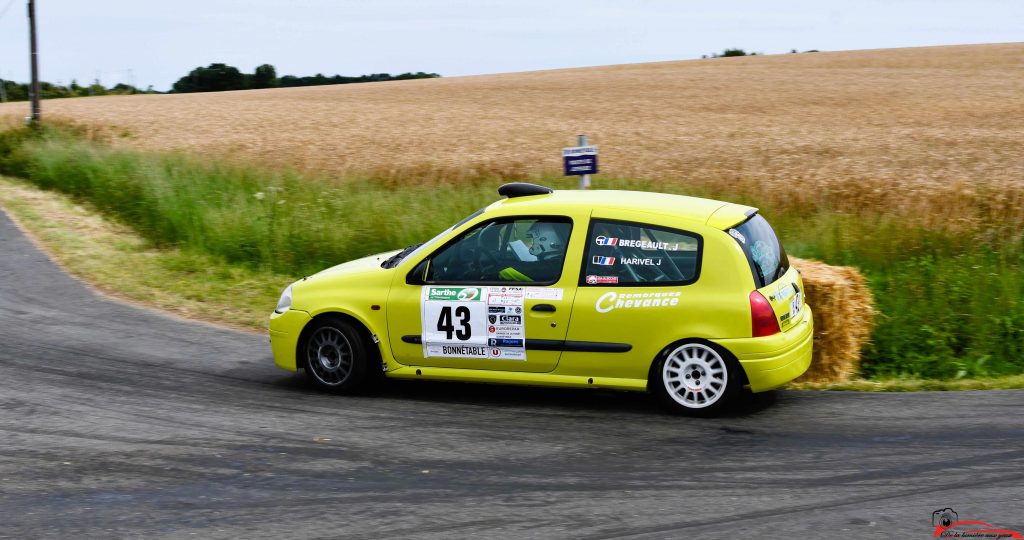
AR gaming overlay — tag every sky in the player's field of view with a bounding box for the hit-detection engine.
[0,0,1021,91]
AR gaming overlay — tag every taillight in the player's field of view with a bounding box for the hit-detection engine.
[749,290,781,337]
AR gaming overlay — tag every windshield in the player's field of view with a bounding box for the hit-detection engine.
[380,208,485,268]
[729,214,790,288]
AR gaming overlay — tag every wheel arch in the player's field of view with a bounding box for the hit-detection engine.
[295,311,382,370]
[646,337,748,392]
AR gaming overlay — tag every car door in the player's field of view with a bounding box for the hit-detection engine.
[386,215,582,373]
[561,214,726,381]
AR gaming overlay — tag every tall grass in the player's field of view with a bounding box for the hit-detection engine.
[0,126,495,275]
[1,125,1021,379]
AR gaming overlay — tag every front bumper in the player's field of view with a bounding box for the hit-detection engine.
[269,309,311,372]
[711,305,814,392]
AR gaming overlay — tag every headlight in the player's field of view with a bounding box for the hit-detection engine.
[274,285,293,314]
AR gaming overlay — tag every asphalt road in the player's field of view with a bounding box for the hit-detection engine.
[1,209,1022,540]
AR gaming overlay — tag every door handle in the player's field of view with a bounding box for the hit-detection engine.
[532,304,556,312]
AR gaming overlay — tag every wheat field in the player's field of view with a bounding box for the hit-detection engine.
[2,43,1023,225]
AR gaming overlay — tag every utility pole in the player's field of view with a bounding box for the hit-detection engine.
[27,0,41,124]
[577,134,591,190]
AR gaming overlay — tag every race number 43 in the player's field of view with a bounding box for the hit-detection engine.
[436,306,471,340]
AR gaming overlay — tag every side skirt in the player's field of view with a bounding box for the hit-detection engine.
[384,365,648,392]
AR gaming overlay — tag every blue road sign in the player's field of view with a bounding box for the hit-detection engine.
[563,145,598,176]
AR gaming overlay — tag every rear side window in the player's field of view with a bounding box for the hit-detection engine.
[729,214,790,288]
[581,219,702,286]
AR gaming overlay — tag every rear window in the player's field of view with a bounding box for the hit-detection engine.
[729,214,790,288]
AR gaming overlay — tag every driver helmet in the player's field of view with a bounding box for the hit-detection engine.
[525,222,564,259]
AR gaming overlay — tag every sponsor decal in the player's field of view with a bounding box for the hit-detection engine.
[499,315,522,324]
[525,287,564,300]
[514,307,523,314]
[441,345,487,356]
[769,283,794,302]
[586,275,619,285]
[592,256,616,266]
[489,328,520,339]
[595,291,681,313]
[595,235,618,246]
[620,257,661,266]
[488,338,524,347]
[487,286,526,305]
[488,315,497,324]
[931,508,1022,538]
[488,306,506,314]
[426,287,482,301]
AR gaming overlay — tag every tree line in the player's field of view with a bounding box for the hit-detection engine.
[170,63,440,93]
[702,48,819,58]
[0,63,440,102]
[0,79,150,102]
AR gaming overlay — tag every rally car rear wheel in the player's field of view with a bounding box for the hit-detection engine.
[301,317,373,393]
[653,342,740,416]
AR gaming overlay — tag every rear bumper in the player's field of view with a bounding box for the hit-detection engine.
[711,306,813,392]
[269,309,311,372]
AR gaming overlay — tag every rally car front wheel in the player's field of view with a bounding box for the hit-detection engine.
[652,342,741,416]
[301,316,376,393]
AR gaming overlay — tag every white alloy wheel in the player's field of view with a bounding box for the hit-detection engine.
[661,343,729,409]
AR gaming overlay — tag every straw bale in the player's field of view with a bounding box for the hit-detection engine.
[790,257,875,383]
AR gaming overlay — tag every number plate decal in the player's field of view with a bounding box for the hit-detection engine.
[789,292,802,321]
[421,287,526,360]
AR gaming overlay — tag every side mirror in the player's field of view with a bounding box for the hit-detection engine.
[406,259,430,285]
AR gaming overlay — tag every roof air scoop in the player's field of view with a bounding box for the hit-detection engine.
[498,183,554,198]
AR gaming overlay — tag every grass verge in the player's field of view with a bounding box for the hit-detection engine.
[0,175,286,331]
[789,375,1024,392]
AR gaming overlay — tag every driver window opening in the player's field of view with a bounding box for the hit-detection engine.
[427,218,572,284]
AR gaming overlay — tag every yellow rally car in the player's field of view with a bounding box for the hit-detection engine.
[269,183,812,415]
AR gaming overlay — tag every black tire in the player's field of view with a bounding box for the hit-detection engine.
[650,342,742,416]
[300,316,378,393]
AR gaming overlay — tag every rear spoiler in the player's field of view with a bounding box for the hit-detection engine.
[706,204,758,230]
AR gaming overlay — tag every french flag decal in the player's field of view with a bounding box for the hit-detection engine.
[592,256,616,266]
[595,236,618,246]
